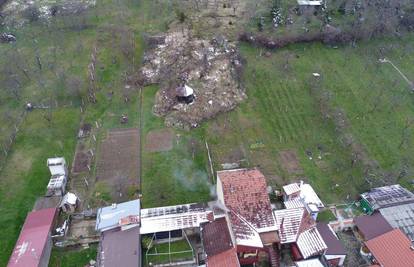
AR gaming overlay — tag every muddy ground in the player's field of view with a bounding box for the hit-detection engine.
[96,128,140,202]
[145,128,175,152]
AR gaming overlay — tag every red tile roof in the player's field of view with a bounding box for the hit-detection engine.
[365,229,414,267]
[354,212,393,240]
[217,169,275,230]
[8,208,57,267]
[206,248,240,267]
[201,218,233,257]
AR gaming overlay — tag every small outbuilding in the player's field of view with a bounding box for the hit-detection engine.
[176,85,195,104]
[59,192,79,213]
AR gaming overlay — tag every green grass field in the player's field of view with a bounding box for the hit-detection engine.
[205,35,414,204]
[49,245,97,267]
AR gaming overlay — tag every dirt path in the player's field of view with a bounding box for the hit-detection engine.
[380,58,414,89]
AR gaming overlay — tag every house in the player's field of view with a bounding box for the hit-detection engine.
[95,199,141,267]
[95,199,140,232]
[201,217,240,267]
[283,181,324,220]
[379,202,414,242]
[354,213,393,241]
[360,184,414,214]
[216,168,279,265]
[316,223,346,266]
[97,226,141,267]
[273,208,327,261]
[8,208,57,267]
[364,229,414,267]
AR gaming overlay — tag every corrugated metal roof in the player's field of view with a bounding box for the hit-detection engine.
[140,203,210,234]
[8,208,57,267]
[284,198,305,209]
[274,208,305,244]
[295,258,324,267]
[283,182,324,210]
[96,199,140,232]
[283,183,300,195]
[379,202,414,241]
[365,229,414,267]
[296,227,327,259]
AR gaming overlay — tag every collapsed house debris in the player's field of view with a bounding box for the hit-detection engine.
[141,29,245,129]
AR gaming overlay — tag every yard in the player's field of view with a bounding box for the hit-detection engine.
[145,239,194,266]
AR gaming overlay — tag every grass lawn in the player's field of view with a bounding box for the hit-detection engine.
[0,108,80,265]
[317,209,337,223]
[140,86,211,208]
[205,35,414,204]
[0,0,176,264]
[145,239,194,265]
[49,245,98,267]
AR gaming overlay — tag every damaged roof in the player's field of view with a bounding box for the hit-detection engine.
[201,217,233,257]
[274,208,305,244]
[8,208,57,267]
[296,227,327,259]
[217,168,277,247]
[274,208,315,244]
[283,182,324,210]
[365,229,414,267]
[140,203,210,234]
[217,168,276,230]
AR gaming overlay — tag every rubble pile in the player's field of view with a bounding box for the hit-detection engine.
[141,29,246,129]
